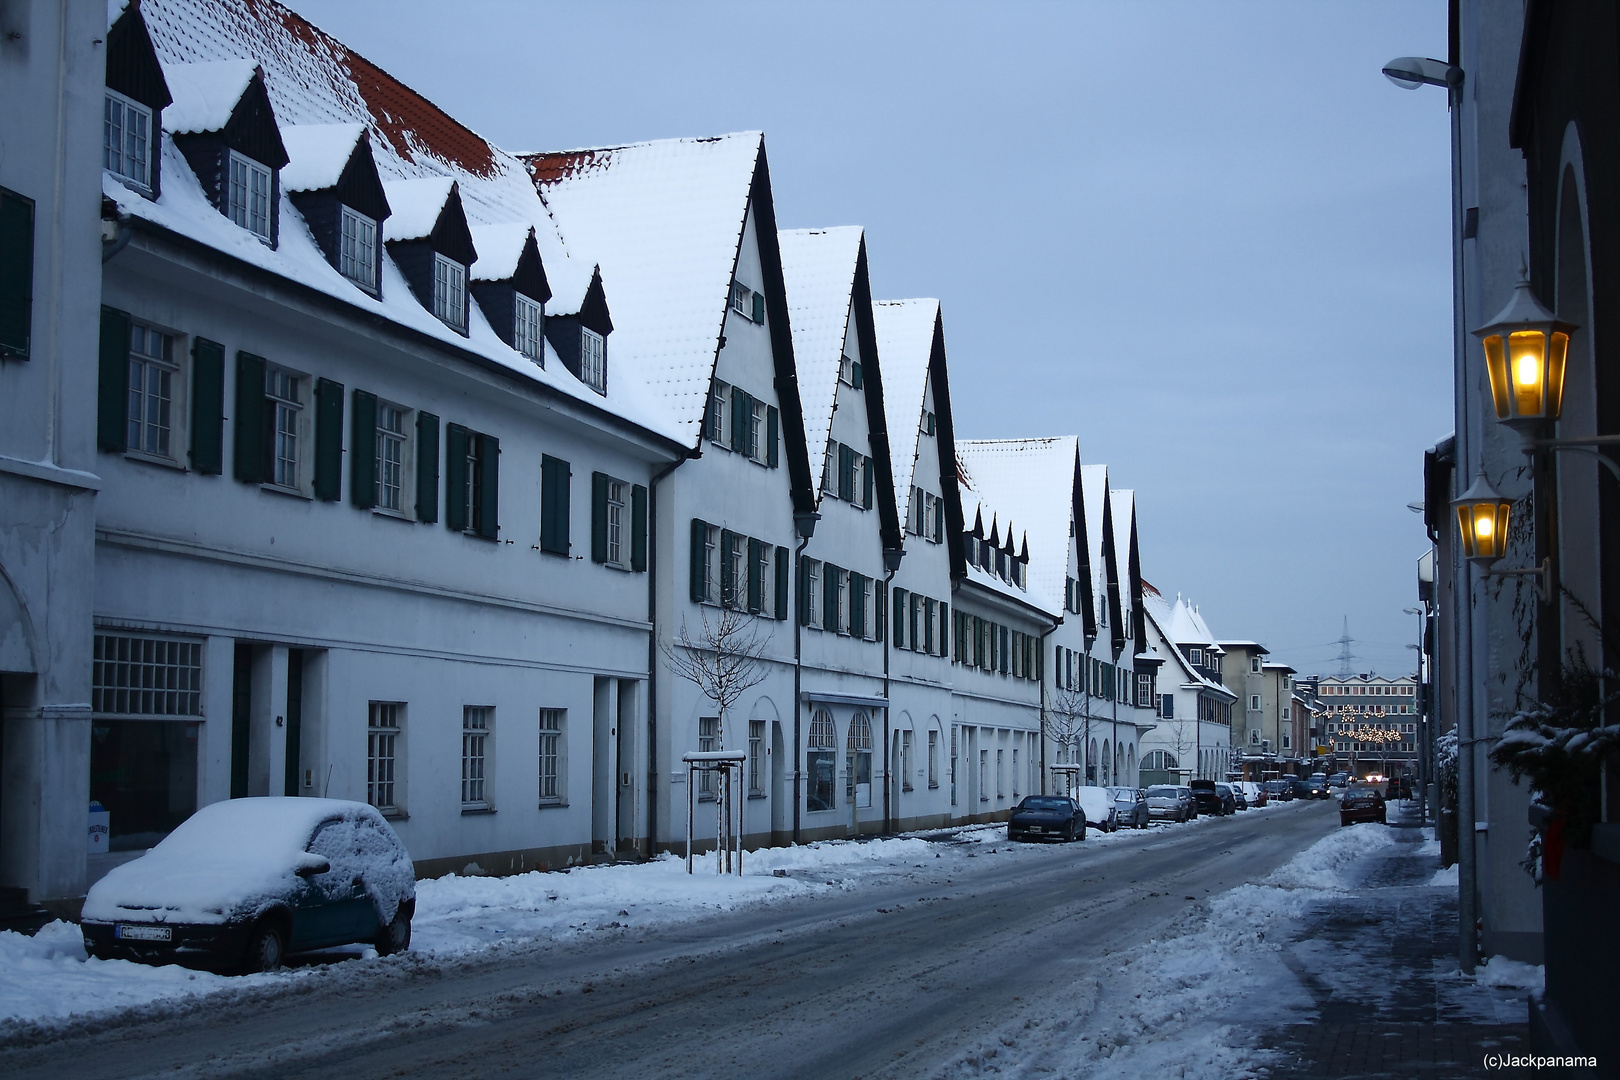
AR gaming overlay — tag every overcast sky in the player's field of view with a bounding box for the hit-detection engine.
[284,0,1452,677]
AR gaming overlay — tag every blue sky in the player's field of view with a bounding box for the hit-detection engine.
[284,0,1453,676]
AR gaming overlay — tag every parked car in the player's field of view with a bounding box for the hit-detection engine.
[1339,784,1388,826]
[1327,772,1350,789]
[1008,795,1087,842]
[81,798,416,974]
[1189,779,1235,816]
[1073,786,1119,832]
[1229,784,1249,811]
[1107,786,1150,829]
[1146,784,1193,823]
[1235,781,1266,807]
[1262,779,1293,802]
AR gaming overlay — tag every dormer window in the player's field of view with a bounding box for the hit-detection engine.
[514,293,544,361]
[340,206,378,290]
[227,152,273,241]
[104,91,153,190]
[580,327,606,392]
[434,254,467,331]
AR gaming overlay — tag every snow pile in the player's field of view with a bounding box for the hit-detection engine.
[1475,957,1544,990]
[1430,864,1459,887]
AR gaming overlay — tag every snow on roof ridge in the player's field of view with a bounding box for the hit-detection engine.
[468,222,534,283]
[381,176,455,242]
[279,122,365,193]
[779,227,864,481]
[872,298,941,514]
[159,58,259,135]
[955,437,1078,613]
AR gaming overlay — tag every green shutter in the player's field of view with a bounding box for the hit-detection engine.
[862,458,874,510]
[416,411,439,522]
[823,564,839,632]
[851,361,863,390]
[730,385,748,453]
[766,405,779,468]
[540,455,570,554]
[189,337,225,474]
[875,584,885,643]
[313,378,344,502]
[97,306,131,452]
[1001,626,1010,673]
[631,485,648,572]
[233,351,266,483]
[690,518,709,602]
[850,572,865,638]
[838,444,854,501]
[798,557,811,625]
[349,389,377,508]
[476,433,499,539]
[0,189,34,358]
[751,290,764,323]
[939,602,949,657]
[747,537,764,613]
[910,594,921,648]
[591,472,609,563]
[934,499,944,542]
[893,588,907,649]
[775,545,789,620]
[445,423,468,531]
[721,530,737,606]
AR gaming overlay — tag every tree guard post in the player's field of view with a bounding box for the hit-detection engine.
[682,750,747,875]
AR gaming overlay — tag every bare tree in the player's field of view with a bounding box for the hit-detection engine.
[1047,684,1091,790]
[661,605,774,749]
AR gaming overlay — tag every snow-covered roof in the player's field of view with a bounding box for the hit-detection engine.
[1142,595,1232,698]
[159,58,258,135]
[1111,488,1136,603]
[779,227,862,478]
[279,123,365,193]
[955,437,1078,615]
[1165,593,1217,647]
[468,222,534,283]
[381,177,455,242]
[121,0,669,440]
[522,132,765,442]
[1080,464,1111,615]
[872,299,939,511]
[955,452,1059,618]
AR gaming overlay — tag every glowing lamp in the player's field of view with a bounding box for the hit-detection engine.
[1452,468,1513,566]
[1473,279,1574,435]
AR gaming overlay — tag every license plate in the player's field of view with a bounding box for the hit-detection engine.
[116,924,172,942]
[1028,826,1043,833]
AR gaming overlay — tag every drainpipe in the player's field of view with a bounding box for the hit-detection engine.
[646,452,692,856]
[880,547,904,833]
[791,511,819,845]
[1038,626,1054,794]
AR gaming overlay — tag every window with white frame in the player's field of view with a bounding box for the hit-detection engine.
[126,322,177,458]
[839,354,855,386]
[731,280,752,319]
[807,711,837,812]
[339,206,378,291]
[754,541,773,616]
[822,439,836,494]
[463,432,482,531]
[833,567,848,634]
[749,398,767,462]
[996,748,1005,798]
[227,151,272,241]
[928,729,939,788]
[579,327,606,392]
[1250,694,1261,711]
[706,380,730,444]
[901,729,914,792]
[538,708,564,804]
[1011,747,1019,797]
[265,365,303,490]
[367,702,403,814]
[701,524,721,605]
[979,749,988,802]
[433,253,467,330]
[605,479,627,567]
[375,402,406,512]
[514,293,543,362]
[748,719,765,796]
[698,716,719,797]
[104,91,152,190]
[461,706,492,809]
[805,559,822,626]
[724,534,745,610]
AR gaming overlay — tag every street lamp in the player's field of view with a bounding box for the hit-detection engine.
[1451,466,1548,596]
[1473,278,1575,447]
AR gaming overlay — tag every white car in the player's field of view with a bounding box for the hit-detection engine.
[1071,786,1119,832]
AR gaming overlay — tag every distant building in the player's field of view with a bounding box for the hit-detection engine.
[1314,674,1419,779]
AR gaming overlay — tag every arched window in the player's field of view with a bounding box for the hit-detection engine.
[1142,750,1177,774]
[1127,744,1136,785]
[1101,740,1111,784]
[847,712,873,808]
[1088,738,1098,782]
[807,710,837,812]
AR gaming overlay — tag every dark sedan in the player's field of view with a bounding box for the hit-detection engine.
[1189,779,1235,816]
[1262,779,1294,802]
[1008,795,1086,842]
[82,798,416,974]
[1340,784,1388,826]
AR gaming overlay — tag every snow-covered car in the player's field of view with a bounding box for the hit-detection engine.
[1072,786,1118,832]
[1235,781,1266,807]
[1008,796,1086,842]
[1145,784,1192,823]
[82,798,416,974]
[1229,784,1249,811]
[1107,786,1149,829]
[1339,785,1387,826]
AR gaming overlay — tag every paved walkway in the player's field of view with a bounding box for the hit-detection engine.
[1261,806,1532,1078]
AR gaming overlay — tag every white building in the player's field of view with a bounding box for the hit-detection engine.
[1140,590,1235,783]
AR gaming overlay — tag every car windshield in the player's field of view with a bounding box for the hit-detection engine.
[1147,786,1179,797]
[1019,797,1072,811]
[1215,784,1231,794]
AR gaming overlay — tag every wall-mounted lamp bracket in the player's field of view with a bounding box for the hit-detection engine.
[1481,556,1550,600]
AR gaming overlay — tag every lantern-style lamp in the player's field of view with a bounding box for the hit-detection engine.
[1452,467,1512,566]
[1472,279,1575,442]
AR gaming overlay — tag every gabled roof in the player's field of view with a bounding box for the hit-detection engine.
[468,223,537,282]
[1143,594,1235,699]
[779,227,862,466]
[955,454,1060,619]
[381,177,456,242]
[872,299,938,505]
[279,123,365,193]
[521,133,765,439]
[1080,464,1114,622]
[954,437,1078,615]
[117,0,675,443]
[159,58,258,135]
